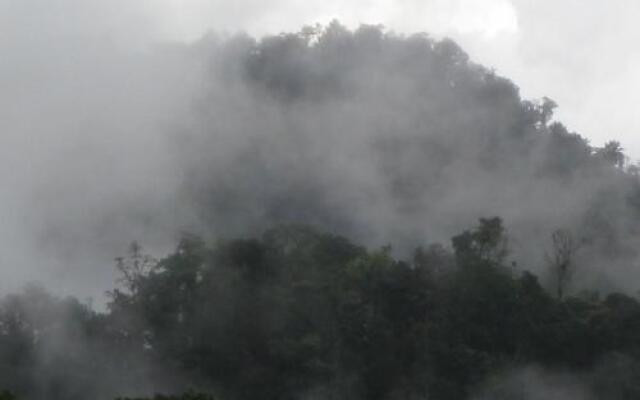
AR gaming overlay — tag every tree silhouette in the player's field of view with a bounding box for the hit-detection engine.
[546,229,581,299]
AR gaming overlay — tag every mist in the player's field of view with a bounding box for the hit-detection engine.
[2,2,640,399]
[3,11,638,300]
[0,0,206,298]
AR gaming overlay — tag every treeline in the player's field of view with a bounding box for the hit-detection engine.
[2,220,640,399]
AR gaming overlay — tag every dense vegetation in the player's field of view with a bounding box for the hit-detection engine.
[2,220,640,399]
[178,22,640,295]
[3,23,640,399]
[116,394,216,400]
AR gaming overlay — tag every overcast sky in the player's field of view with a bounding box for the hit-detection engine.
[139,0,639,159]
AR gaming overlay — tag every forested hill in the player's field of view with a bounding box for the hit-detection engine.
[176,22,640,294]
[2,23,640,399]
[3,221,640,399]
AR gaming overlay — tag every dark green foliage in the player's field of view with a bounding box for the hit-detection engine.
[116,393,216,400]
[3,220,640,399]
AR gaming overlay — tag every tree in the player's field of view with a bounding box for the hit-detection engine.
[539,96,557,126]
[452,217,509,268]
[546,229,581,300]
[113,241,156,296]
[596,140,626,169]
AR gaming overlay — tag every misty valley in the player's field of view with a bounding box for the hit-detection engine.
[3,22,640,400]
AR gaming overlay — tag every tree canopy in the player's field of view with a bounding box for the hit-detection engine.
[1,221,640,399]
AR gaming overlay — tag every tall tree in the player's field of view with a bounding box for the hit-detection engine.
[546,229,581,299]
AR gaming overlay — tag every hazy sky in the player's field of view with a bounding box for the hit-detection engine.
[140,0,640,159]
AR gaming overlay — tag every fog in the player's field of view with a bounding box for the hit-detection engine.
[2,3,640,399]
[0,1,203,297]
[1,1,639,304]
